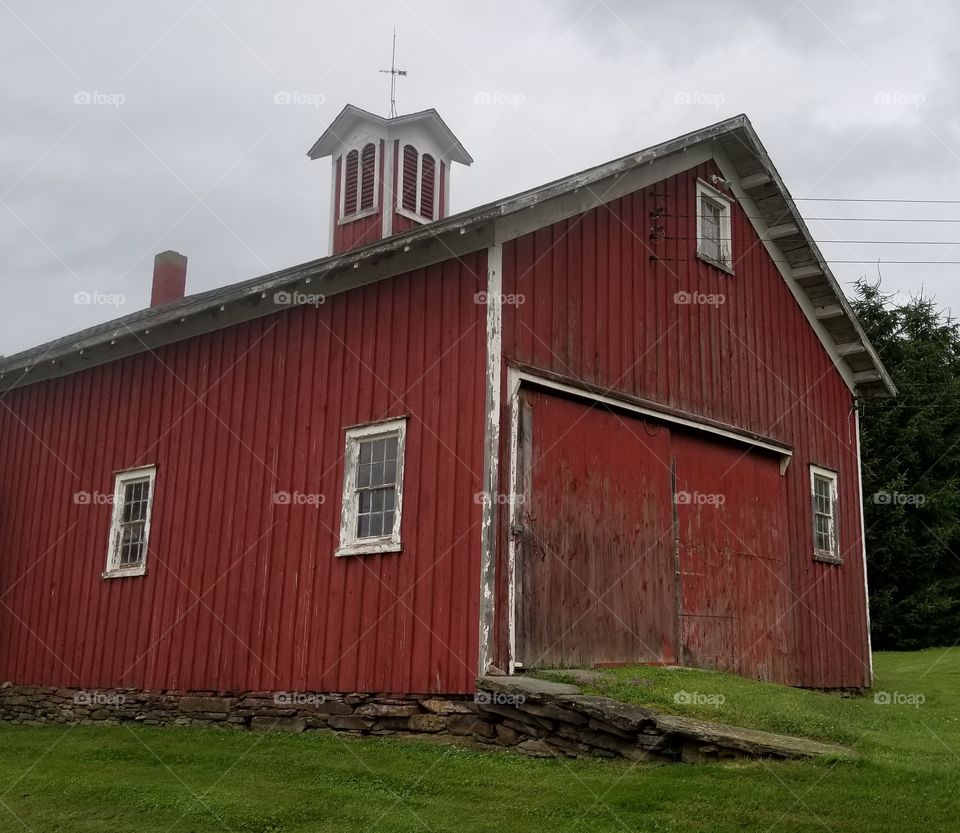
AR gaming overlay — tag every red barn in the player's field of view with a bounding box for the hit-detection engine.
[0,106,895,710]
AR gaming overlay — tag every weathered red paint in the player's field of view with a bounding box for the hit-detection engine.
[0,254,488,695]
[0,152,871,696]
[672,430,792,682]
[515,390,677,668]
[497,160,870,689]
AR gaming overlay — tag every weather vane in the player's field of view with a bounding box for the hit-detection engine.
[379,29,407,118]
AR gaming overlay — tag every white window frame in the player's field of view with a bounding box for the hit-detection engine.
[810,464,841,564]
[103,465,156,579]
[337,417,407,557]
[396,144,440,224]
[338,141,380,225]
[696,179,734,273]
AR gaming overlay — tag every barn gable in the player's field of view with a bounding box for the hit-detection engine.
[489,157,875,687]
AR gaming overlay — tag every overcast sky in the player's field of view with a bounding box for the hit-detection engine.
[3,0,960,358]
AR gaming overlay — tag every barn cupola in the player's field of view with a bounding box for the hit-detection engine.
[308,104,473,255]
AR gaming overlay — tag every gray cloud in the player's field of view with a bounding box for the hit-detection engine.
[3,0,960,358]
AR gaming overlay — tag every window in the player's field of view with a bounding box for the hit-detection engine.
[696,180,733,271]
[810,466,840,563]
[398,145,439,222]
[104,466,156,578]
[337,418,407,556]
[340,142,378,221]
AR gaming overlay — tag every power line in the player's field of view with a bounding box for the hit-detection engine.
[794,198,960,205]
[665,237,960,246]
[658,214,960,223]
[652,258,960,265]
[799,218,960,223]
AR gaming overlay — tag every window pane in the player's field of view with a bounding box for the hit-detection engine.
[357,513,371,538]
[357,462,371,489]
[384,436,398,462]
[359,441,373,464]
[355,484,397,541]
[702,210,718,237]
[122,480,150,523]
[356,436,401,489]
[814,476,833,516]
[119,523,145,566]
[700,196,726,262]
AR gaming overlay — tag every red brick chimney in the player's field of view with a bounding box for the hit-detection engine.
[151,251,187,307]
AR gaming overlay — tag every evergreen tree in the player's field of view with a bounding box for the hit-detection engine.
[853,280,960,649]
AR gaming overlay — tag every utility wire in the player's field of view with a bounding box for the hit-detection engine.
[656,214,960,223]
[794,198,960,205]
[664,237,960,245]
[652,258,960,265]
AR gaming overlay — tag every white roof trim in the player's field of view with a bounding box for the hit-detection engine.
[308,104,473,166]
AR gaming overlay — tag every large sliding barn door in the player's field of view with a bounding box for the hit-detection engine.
[671,431,792,681]
[513,390,678,669]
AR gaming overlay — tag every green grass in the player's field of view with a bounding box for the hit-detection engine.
[0,649,957,832]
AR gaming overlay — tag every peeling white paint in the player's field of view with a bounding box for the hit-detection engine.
[477,243,503,677]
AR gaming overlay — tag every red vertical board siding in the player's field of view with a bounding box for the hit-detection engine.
[500,161,869,688]
[0,252,487,695]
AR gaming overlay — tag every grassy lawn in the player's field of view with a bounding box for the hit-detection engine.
[0,649,957,832]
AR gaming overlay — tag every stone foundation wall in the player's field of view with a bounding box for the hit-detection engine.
[0,683,485,738]
[0,678,852,764]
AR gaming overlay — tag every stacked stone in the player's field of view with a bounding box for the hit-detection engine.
[0,679,852,764]
[0,682,484,738]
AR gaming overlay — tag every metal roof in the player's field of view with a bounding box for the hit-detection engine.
[0,114,895,398]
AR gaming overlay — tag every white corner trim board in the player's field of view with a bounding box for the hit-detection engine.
[478,243,503,676]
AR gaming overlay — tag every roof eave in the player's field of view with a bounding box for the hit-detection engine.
[716,118,896,400]
[307,104,473,165]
